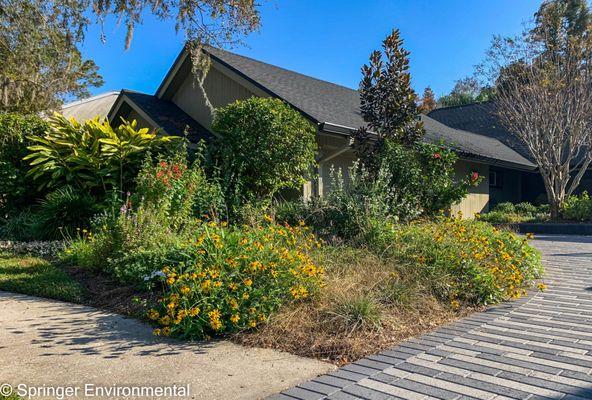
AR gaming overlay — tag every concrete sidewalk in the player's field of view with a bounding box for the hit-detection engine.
[0,291,334,399]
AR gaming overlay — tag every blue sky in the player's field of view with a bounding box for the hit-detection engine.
[81,0,541,99]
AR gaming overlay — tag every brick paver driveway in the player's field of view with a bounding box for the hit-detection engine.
[269,235,592,400]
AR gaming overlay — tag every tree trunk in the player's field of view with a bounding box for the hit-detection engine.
[550,201,561,220]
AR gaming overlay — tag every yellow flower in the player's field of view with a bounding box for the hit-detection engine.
[162,327,171,336]
[229,298,239,309]
[249,320,257,328]
[147,309,159,320]
[166,277,175,285]
[289,285,308,299]
[450,300,460,310]
[230,314,240,324]
[229,282,238,291]
[189,307,200,317]
[242,292,250,300]
[180,286,190,295]
[537,282,547,291]
[526,232,535,240]
[208,309,223,330]
[244,278,253,286]
[153,328,161,336]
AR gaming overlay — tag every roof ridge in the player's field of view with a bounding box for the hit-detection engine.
[62,91,120,109]
[430,100,493,114]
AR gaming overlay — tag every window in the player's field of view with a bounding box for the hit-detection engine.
[489,171,504,188]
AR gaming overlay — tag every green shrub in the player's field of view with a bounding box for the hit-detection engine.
[63,151,225,284]
[147,221,324,338]
[24,114,181,197]
[478,201,549,224]
[515,202,537,215]
[562,191,592,221]
[210,98,317,218]
[378,140,476,219]
[272,164,398,243]
[0,208,36,241]
[0,113,48,214]
[31,187,99,240]
[493,202,516,214]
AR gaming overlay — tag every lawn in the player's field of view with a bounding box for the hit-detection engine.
[0,252,84,303]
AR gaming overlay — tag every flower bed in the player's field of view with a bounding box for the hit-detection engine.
[148,221,324,338]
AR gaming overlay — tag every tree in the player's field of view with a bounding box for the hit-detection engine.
[210,98,317,216]
[418,86,437,113]
[351,30,474,219]
[437,77,494,107]
[0,0,103,113]
[484,0,592,218]
[0,113,48,214]
[351,29,424,172]
[0,0,262,113]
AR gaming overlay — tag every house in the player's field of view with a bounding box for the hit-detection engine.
[62,46,538,217]
[429,102,592,207]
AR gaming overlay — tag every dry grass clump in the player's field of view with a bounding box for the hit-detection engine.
[233,246,474,364]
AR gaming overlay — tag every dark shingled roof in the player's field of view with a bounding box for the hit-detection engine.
[207,47,365,128]
[428,102,532,159]
[421,115,534,168]
[206,47,535,169]
[120,90,210,142]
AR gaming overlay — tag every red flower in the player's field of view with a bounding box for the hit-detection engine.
[470,172,479,182]
[433,153,441,159]
[159,161,167,168]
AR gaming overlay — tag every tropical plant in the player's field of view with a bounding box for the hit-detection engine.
[210,97,317,217]
[0,113,48,213]
[24,114,181,197]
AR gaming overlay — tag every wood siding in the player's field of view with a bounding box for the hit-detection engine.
[171,65,260,129]
[451,160,490,218]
